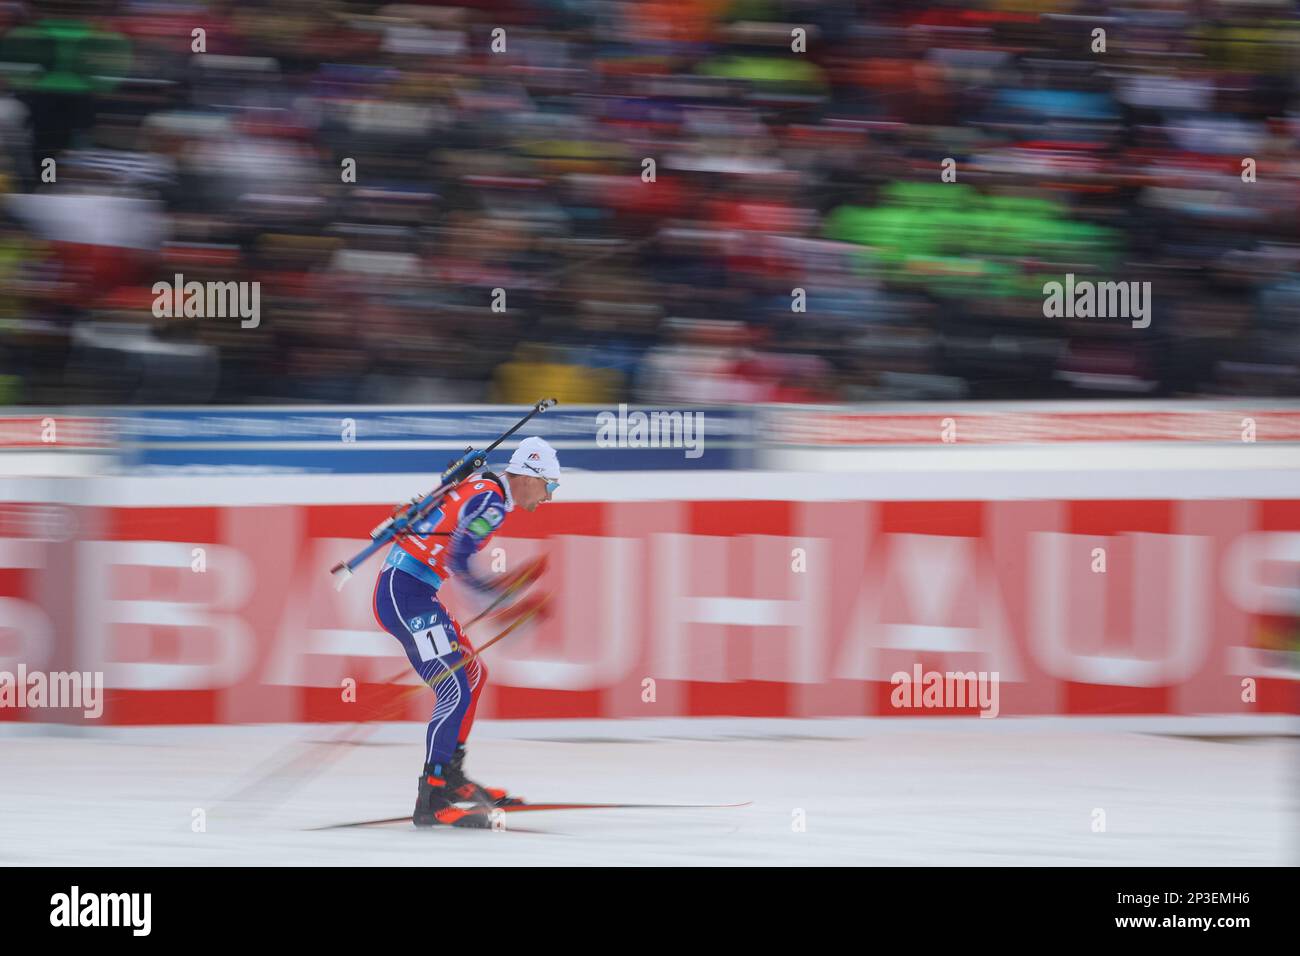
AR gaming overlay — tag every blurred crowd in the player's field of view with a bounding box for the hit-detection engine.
[0,0,1297,406]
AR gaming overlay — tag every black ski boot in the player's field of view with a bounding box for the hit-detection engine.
[412,769,492,828]
[448,745,526,808]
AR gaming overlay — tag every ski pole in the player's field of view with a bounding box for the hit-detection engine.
[224,600,547,810]
[426,595,550,689]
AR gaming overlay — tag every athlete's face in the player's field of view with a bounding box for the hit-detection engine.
[513,475,553,512]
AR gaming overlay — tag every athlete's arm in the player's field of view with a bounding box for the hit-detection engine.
[445,488,507,593]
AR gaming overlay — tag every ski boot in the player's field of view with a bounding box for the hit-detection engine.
[412,769,492,828]
[448,744,526,808]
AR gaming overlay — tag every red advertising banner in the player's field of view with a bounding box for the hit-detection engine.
[2,494,1295,724]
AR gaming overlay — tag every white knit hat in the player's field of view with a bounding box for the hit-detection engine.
[504,436,561,481]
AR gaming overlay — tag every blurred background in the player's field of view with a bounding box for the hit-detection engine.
[0,0,1296,406]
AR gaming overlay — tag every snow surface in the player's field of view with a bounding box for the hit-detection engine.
[1,721,1294,866]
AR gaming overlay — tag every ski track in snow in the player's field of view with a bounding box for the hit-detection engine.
[1,727,1294,865]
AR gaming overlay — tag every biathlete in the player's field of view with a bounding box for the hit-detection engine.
[372,436,559,827]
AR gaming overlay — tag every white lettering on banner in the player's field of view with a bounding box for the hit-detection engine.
[652,533,827,684]
[1029,532,1211,685]
[78,541,255,689]
[311,631,400,657]
[1224,532,1300,614]
[29,500,1298,720]
[491,536,640,690]
[688,597,801,626]
[0,539,52,673]
[834,533,1023,682]
[1222,531,1300,677]
[266,537,412,687]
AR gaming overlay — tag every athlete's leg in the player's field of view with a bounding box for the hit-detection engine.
[372,566,474,775]
[444,612,487,745]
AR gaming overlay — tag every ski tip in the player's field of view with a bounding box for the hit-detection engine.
[330,564,353,590]
[307,816,410,830]
[308,801,752,830]
[476,799,754,814]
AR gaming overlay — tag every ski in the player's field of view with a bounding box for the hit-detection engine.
[310,800,751,830]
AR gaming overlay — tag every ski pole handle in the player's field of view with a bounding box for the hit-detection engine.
[482,397,558,458]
